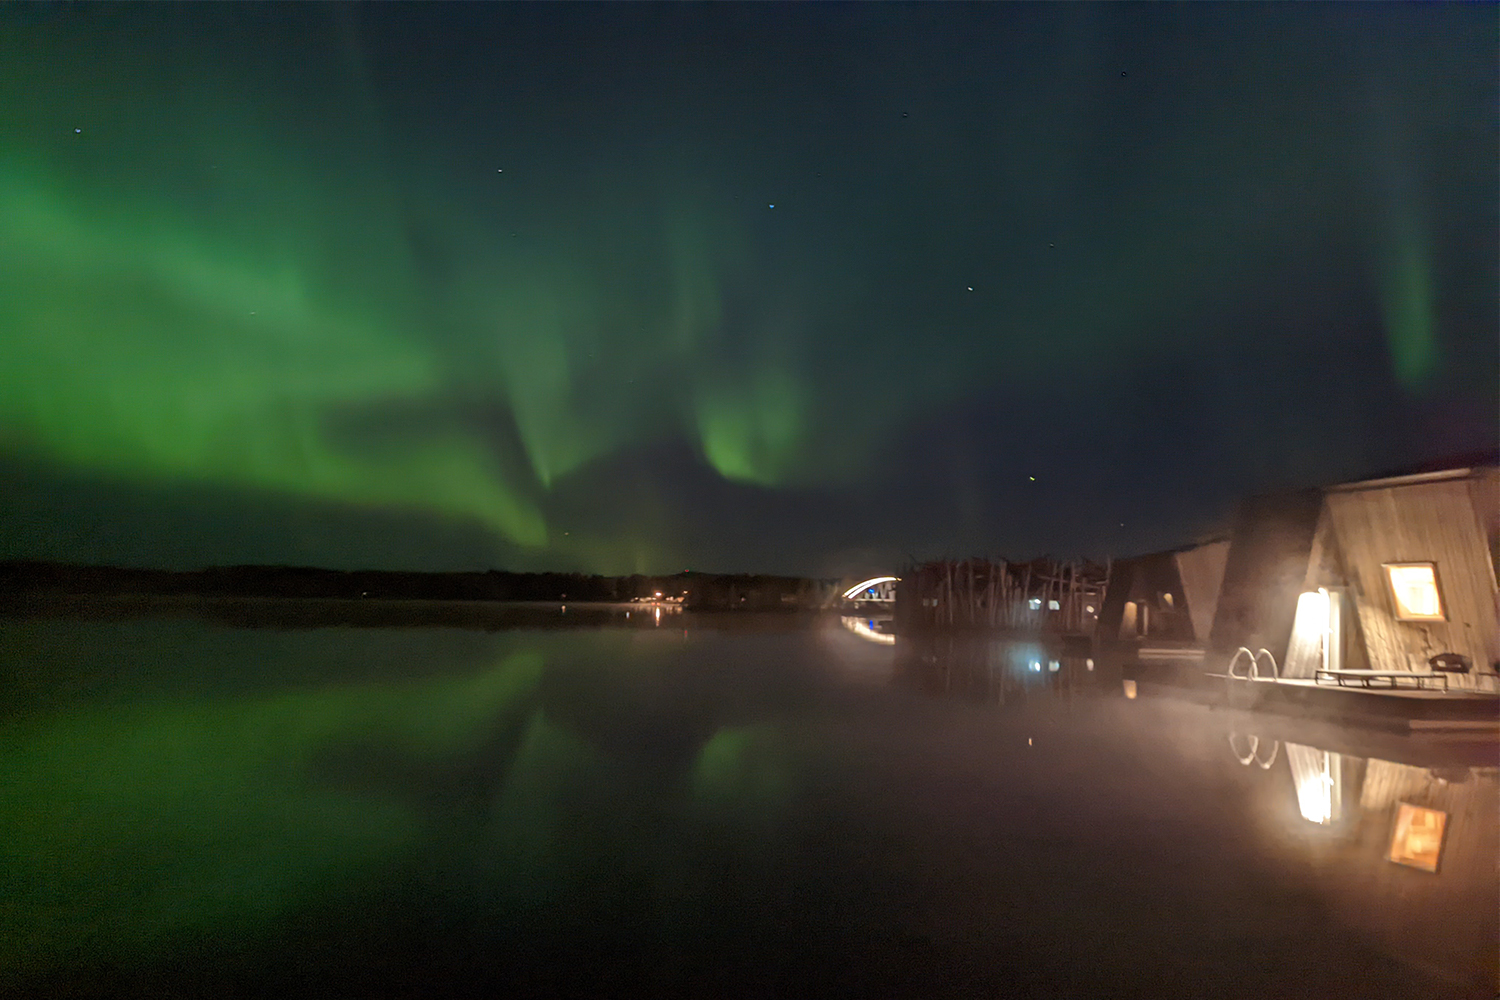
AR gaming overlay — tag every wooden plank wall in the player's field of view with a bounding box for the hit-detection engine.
[1324,477,1500,691]
[1469,466,1500,593]
[1174,540,1229,643]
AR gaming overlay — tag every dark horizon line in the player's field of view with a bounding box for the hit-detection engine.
[3,448,1493,583]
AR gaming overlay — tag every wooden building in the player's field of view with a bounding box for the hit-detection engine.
[1195,462,1499,692]
[1104,460,1499,694]
[1096,538,1230,650]
[1278,464,1500,691]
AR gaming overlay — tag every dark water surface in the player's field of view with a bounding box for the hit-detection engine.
[2,609,1495,997]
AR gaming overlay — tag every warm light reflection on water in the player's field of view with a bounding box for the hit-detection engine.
[839,615,895,644]
[1221,718,1496,988]
[1287,743,1341,825]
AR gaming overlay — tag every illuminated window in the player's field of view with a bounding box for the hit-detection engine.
[1047,599,1060,611]
[1028,597,1042,610]
[1384,563,1445,621]
[1388,803,1446,872]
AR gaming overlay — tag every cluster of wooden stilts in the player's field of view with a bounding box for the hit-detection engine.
[894,557,1110,634]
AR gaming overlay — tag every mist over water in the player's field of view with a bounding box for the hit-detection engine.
[2,612,1493,997]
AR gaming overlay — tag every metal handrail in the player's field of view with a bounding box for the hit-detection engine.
[1227,646,1279,681]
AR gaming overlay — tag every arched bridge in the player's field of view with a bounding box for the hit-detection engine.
[842,576,899,604]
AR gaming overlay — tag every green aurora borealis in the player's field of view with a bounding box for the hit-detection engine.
[2,5,1495,573]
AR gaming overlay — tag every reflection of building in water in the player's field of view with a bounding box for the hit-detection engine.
[1232,731,1498,989]
[1285,743,1346,825]
[895,636,1108,704]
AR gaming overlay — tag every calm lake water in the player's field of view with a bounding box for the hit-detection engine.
[2,606,1495,998]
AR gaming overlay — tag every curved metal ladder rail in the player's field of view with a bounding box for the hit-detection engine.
[1227,646,1280,682]
[1227,732,1281,769]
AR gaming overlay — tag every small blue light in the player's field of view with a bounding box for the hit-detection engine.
[768,203,774,208]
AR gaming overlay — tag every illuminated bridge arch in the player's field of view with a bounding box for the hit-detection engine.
[842,576,899,603]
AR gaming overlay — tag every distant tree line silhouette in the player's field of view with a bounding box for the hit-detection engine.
[0,561,834,611]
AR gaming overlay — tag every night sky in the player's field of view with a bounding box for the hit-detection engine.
[2,3,1495,576]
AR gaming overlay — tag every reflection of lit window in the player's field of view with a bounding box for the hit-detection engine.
[1028,598,1042,610]
[1048,659,1060,672]
[1048,599,1060,611]
[1384,563,1444,621]
[1388,803,1446,872]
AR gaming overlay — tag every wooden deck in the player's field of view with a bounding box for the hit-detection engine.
[1124,660,1500,732]
[1228,675,1500,701]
